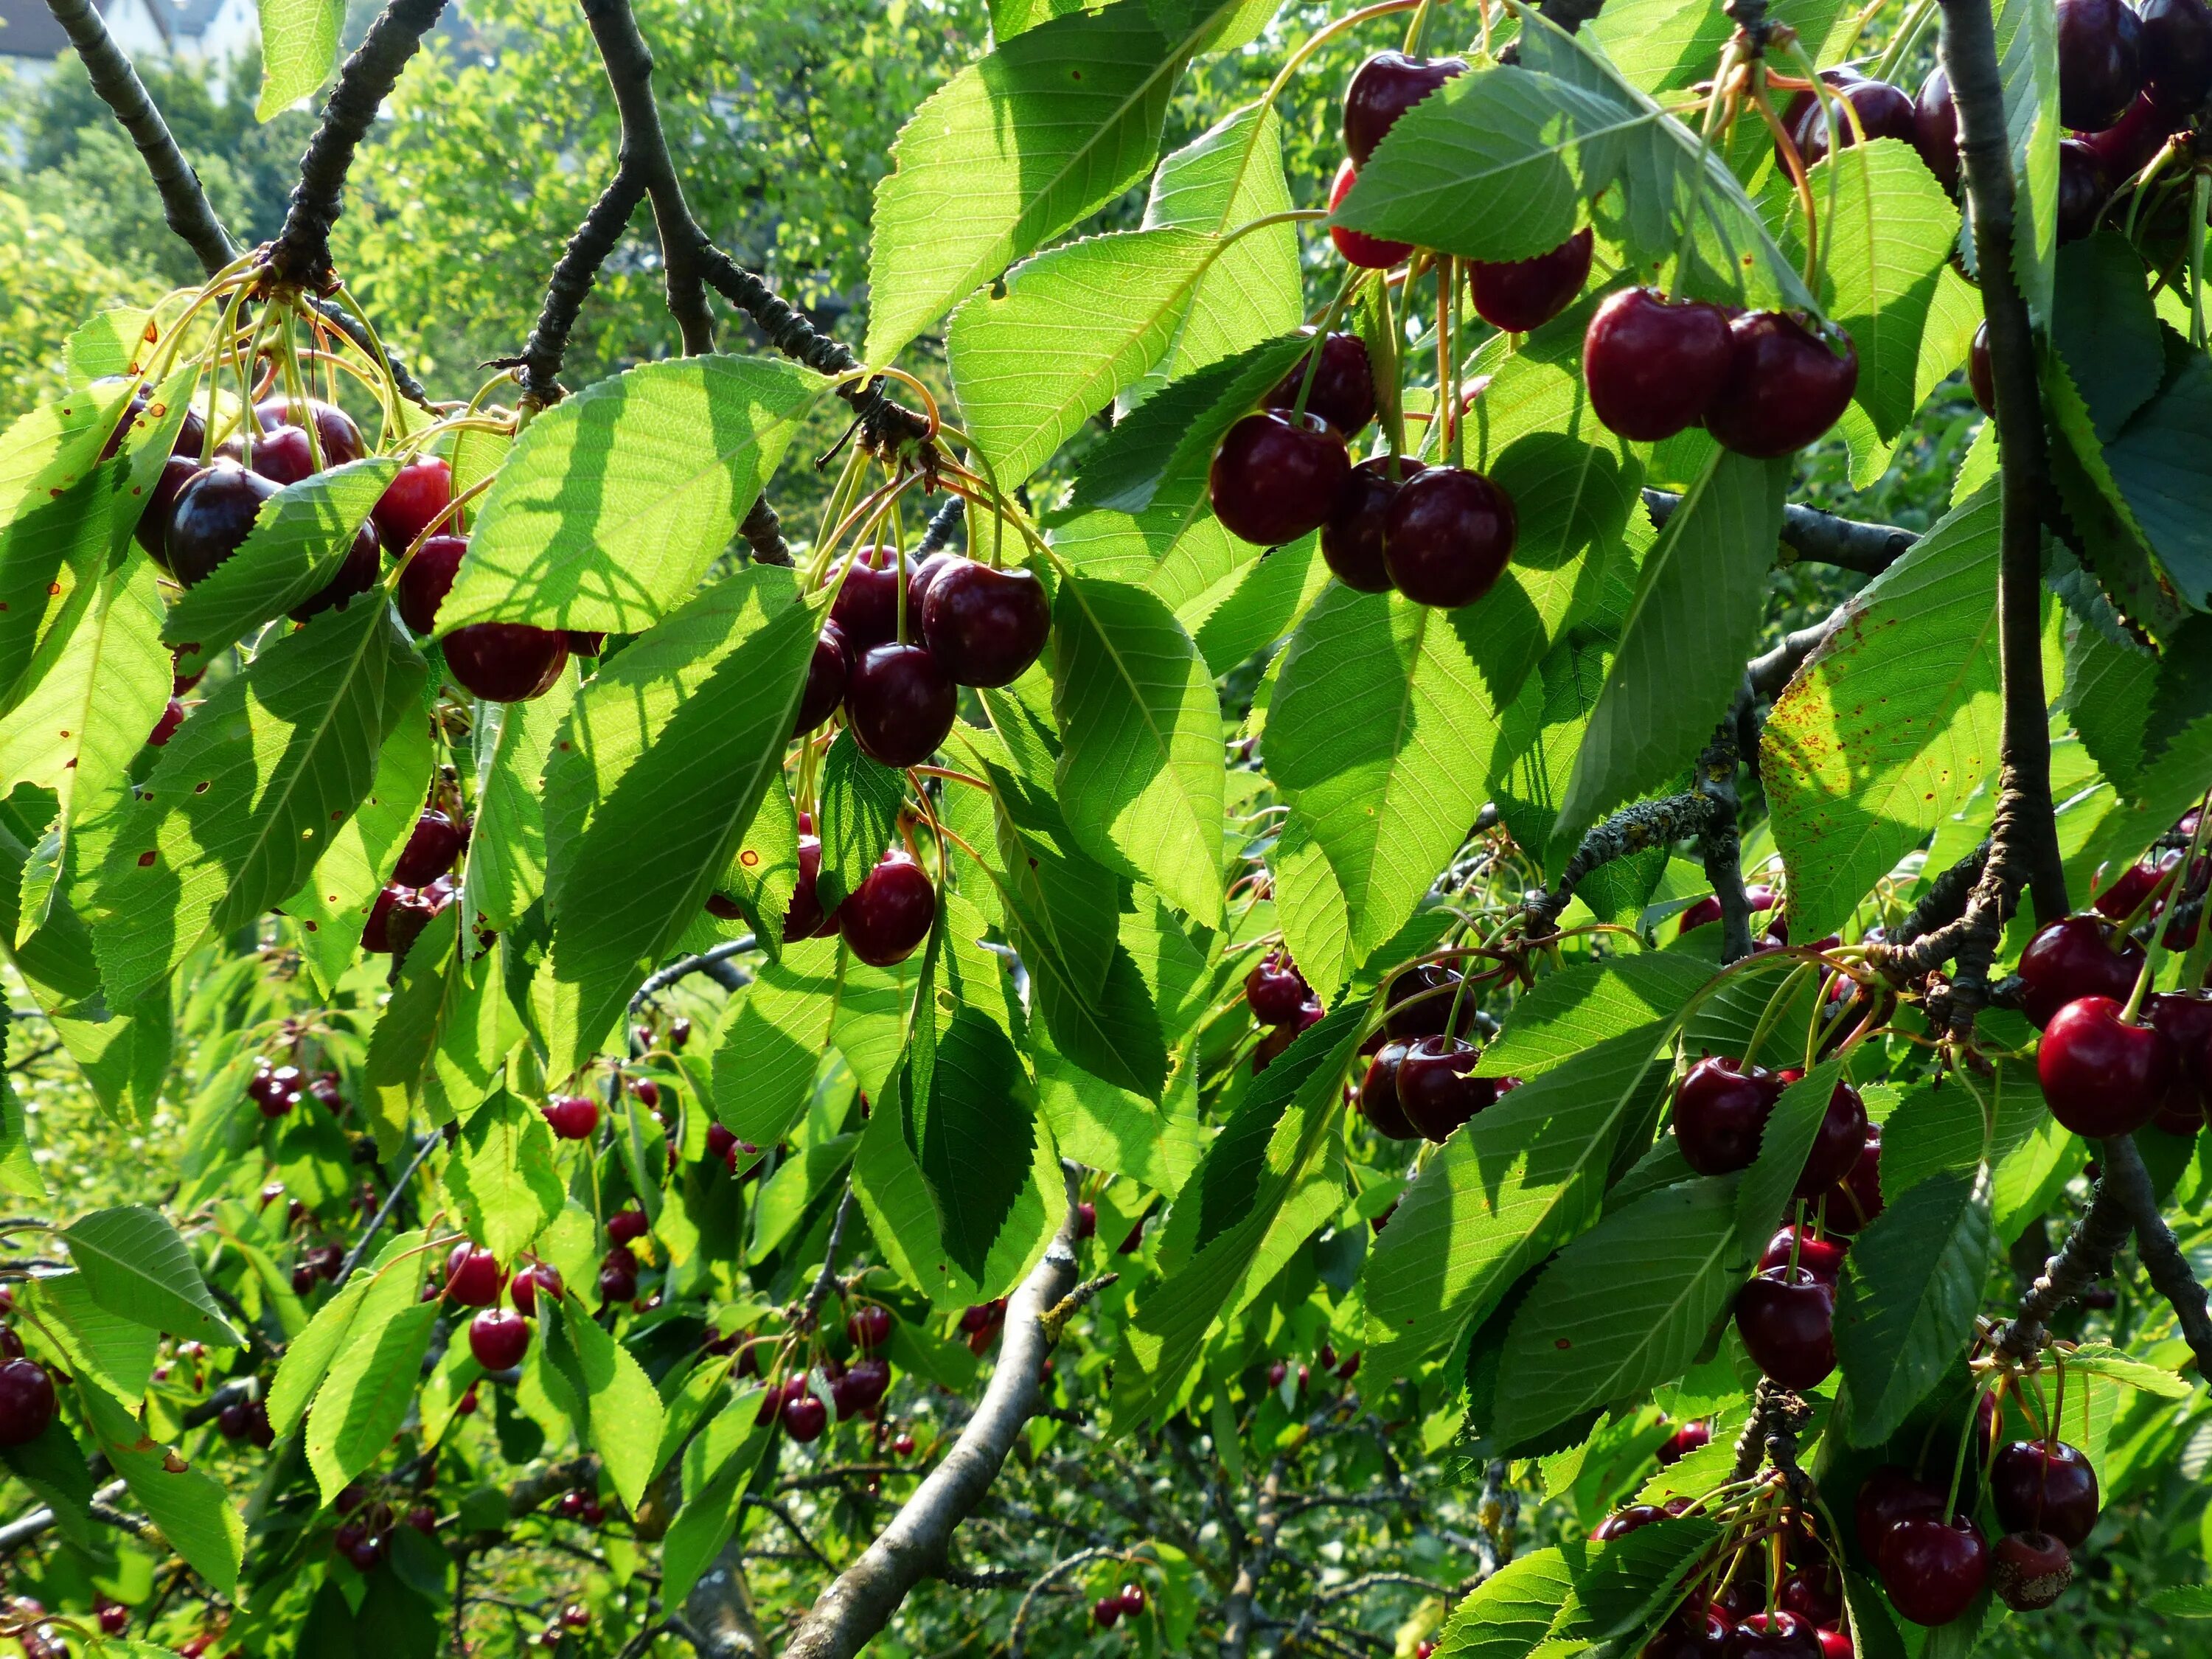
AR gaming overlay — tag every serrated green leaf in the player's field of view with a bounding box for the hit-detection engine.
[63,1204,241,1347]
[0,381,134,536]
[2064,1340,2191,1399]
[2144,1584,2212,1615]
[0,1415,94,1548]
[711,936,914,1147]
[1586,0,1840,96]
[2073,711,2212,892]
[77,1380,243,1596]
[2105,345,2212,611]
[815,731,905,912]
[256,0,346,118]
[439,356,824,635]
[1993,0,2060,323]
[1435,1546,1573,1658]
[463,667,577,933]
[445,1091,565,1259]
[1069,333,1310,516]
[1733,1057,1848,1245]
[662,1385,773,1603]
[543,1298,668,1509]
[305,1298,442,1501]
[287,702,435,995]
[1479,951,1712,1081]
[2053,235,2166,442]
[24,1272,158,1406]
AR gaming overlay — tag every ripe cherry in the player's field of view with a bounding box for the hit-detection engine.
[1778,1564,1843,1627]
[796,622,850,734]
[468,1308,530,1371]
[444,623,570,702]
[138,454,201,560]
[1343,51,1466,164]
[1467,229,1594,333]
[2038,995,2173,1135]
[1322,456,1422,592]
[167,461,278,585]
[1673,1057,1784,1175]
[1093,1596,1122,1630]
[2150,988,2212,1123]
[2056,0,2145,131]
[846,1304,893,1352]
[1592,1503,1668,1539]
[2019,915,2145,1027]
[1795,1079,1869,1196]
[0,1359,55,1445]
[1704,313,1859,459]
[543,1093,599,1141]
[830,546,902,652]
[1820,1123,1882,1232]
[2079,92,2183,181]
[1915,67,1961,190]
[1733,1266,1835,1390]
[839,847,937,967]
[223,422,316,485]
[1965,321,1996,417]
[598,1248,640,1304]
[97,1603,128,1637]
[510,1262,563,1315]
[1991,1529,2073,1611]
[1118,1583,1147,1615]
[845,641,956,767]
[1384,962,1467,1038]
[1990,1439,2099,1545]
[445,1245,506,1307]
[607,1207,650,1245]
[1209,409,1350,546]
[1245,951,1313,1026]
[1382,465,1517,608]
[1357,1041,1420,1140]
[893,1431,917,1456]
[1264,331,1377,436]
[394,809,467,886]
[782,1389,829,1442]
[375,454,452,554]
[1582,288,1733,442]
[905,549,956,621]
[920,560,1052,688]
[255,396,364,467]
[1729,1611,1820,1658]
[1327,159,1411,268]
[1789,75,1917,167]
[1680,886,1779,936]
[2142,0,2212,115]
[1397,1035,1493,1141]
[1879,1514,1989,1626]
[783,832,842,942]
[394,532,467,633]
[1759,1225,1847,1285]
[1643,1605,1731,1657]
[2056,140,2110,243]
[288,519,383,621]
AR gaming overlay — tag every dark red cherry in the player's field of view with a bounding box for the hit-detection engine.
[394,809,467,886]
[375,453,452,554]
[607,1208,649,1245]
[1343,50,1467,166]
[1789,77,1917,167]
[796,622,850,734]
[362,883,408,953]
[2056,0,2146,131]
[1673,1057,1784,1175]
[1705,313,1859,458]
[1321,456,1423,593]
[1467,229,1594,333]
[1820,1125,1882,1233]
[846,1304,893,1352]
[1582,288,1734,442]
[1966,321,1995,417]
[598,1249,640,1305]
[1397,1036,1495,1141]
[444,624,570,703]
[1759,1225,1847,1285]
[136,454,201,561]
[1915,67,1961,190]
[838,848,936,967]
[1991,1529,2073,1611]
[2142,0,2212,115]
[1778,1565,1843,1628]
[398,533,467,633]
[2038,995,2173,1136]
[1733,1266,1835,1390]
[445,1245,505,1307]
[0,1360,51,1447]
[920,560,1051,688]
[567,629,606,658]
[1327,159,1411,269]
[1093,1596,1121,1630]
[1795,1079,1869,1197]
[2097,851,2174,921]
[2056,140,2111,243]
[1855,1465,1947,1558]
[255,396,364,467]
[1729,1610,1821,1658]
[1384,962,1466,1037]
[1990,1440,2099,1546]
[830,546,902,651]
[845,642,956,768]
[1656,1419,1710,1464]
[1265,331,1377,437]
[1878,1514,1989,1627]
[2149,988,2212,1119]
[1680,885,1778,935]
[1591,1503,1667,1539]
[2078,92,2183,181]
[468,1308,530,1371]
[147,698,186,748]
[905,549,957,621]
[289,520,383,620]
[1644,1605,1731,1658]
[166,461,278,585]
[543,1093,599,1141]
[1382,465,1516,608]
[1244,952,1313,1025]
[783,834,830,941]
[1357,1042,1420,1140]
[510,1262,563,1315]
[220,422,315,485]
[1209,410,1351,547]
[2019,915,2145,1026]
[782,1390,829,1442]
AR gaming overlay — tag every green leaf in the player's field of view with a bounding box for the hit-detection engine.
[1435,1547,1573,1657]
[2053,235,2166,442]
[24,1273,157,1405]
[0,462,128,717]
[1733,1058,1848,1246]
[948,228,1222,485]
[2064,1341,2191,1399]
[439,356,825,635]
[462,669,578,931]
[160,456,403,658]
[363,907,466,1148]
[1479,953,1711,1080]
[815,731,905,913]
[1586,0,1841,96]
[1835,1166,1997,1445]
[445,1091,566,1259]
[2104,344,2212,611]
[0,381,134,537]
[2145,1585,2212,1616]
[305,1299,442,1502]
[1557,450,1787,844]
[0,1416,94,1548]
[287,703,436,995]
[1269,588,1503,964]
[1993,0,2061,323]
[77,1380,243,1596]
[712,782,800,961]
[2074,712,2212,891]
[90,599,426,1005]
[662,1387,773,1603]
[1068,333,1309,517]
[543,1298,667,1509]
[1493,1177,1745,1444]
[1050,574,1225,926]
[541,566,818,1077]
[1762,485,2001,941]
[864,0,1225,361]
[63,1205,241,1347]
[711,937,914,1147]
[265,1231,425,1437]
[256,0,346,118]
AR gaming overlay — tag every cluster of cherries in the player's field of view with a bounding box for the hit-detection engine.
[742,1305,899,1443]
[1090,1580,1150,1630]
[1245,948,1325,1073]
[330,1477,440,1573]
[770,811,938,970]
[438,1242,557,1374]
[362,799,471,960]
[1265,1339,1363,1391]
[800,542,1049,770]
[956,1295,1011,1356]
[1614,1500,1858,1656]
[245,1055,347,1120]
[1348,959,1521,1143]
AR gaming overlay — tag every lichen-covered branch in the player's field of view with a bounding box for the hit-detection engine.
[1643,490,1916,577]
[1695,700,1758,964]
[1994,1162,2135,1359]
[2098,1135,2212,1375]
[515,170,648,401]
[1520,793,1717,934]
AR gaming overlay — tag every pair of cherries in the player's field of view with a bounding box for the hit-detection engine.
[1352,962,1518,1142]
[761,811,938,969]
[361,804,471,959]
[2018,910,2212,1137]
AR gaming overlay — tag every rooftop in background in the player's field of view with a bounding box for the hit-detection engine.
[0,0,260,74]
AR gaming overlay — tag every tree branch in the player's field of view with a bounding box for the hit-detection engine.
[2098,1134,2212,1375]
[1994,1162,2134,1359]
[1220,1458,1287,1659]
[1520,792,1717,933]
[515,171,649,402]
[1642,490,1916,577]
[1696,700,1757,964]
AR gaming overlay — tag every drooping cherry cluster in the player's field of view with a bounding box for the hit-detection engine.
[361,796,471,961]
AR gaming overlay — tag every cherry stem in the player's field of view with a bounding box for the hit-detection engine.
[1293,268,1366,422]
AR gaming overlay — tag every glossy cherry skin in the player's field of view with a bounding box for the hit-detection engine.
[1343,50,1467,166]
[2143,0,2212,115]
[1991,1529,2074,1611]
[1644,1606,1732,1658]
[1915,67,1961,190]
[1384,962,1467,1037]
[445,623,571,703]
[1990,1439,2099,1546]
[148,698,186,747]
[0,1360,55,1446]
[543,1093,599,1141]
[921,560,1051,688]
[608,1208,649,1245]
[1656,1419,1710,1464]
[394,808,467,886]
[1321,456,1422,593]
[1674,1057,1784,1175]
[1382,465,1517,608]
[1790,76,1918,167]
[510,1262,563,1315]
[137,453,201,560]
[782,834,844,943]
[2079,92,2183,181]
[445,1245,506,1307]
[1734,1266,1835,1390]
[290,519,383,620]
[830,546,903,652]
[905,549,957,621]
[1795,1079,1870,1197]
[1210,410,1351,547]
[1728,1610,1821,1658]
[1265,331,1377,436]
[838,848,936,967]
[167,462,279,586]
[1583,288,1734,442]
[1855,1465,1947,1559]
[2019,915,2145,1027]
[255,396,364,467]
[2056,140,2111,243]
[782,1391,829,1443]
[1327,159,1412,268]
[845,641,957,767]
[1357,1041,1420,1140]
[2150,988,2212,1122]
[1965,320,1996,417]
[1592,1503,1668,1539]
[796,622,851,735]
[1467,228,1594,334]
[1245,952,1313,1025]
[1093,1596,1122,1630]
[1397,1035,1496,1141]
[1680,885,1778,935]
[2056,0,2146,131]
[847,1304,893,1352]
[397,533,467,633]
[599,1245,641,1303]
[1705,313,1860,458]
[1777,1565,1843,1629]
[375,453,453,555]
[2038,995,2174,1136]
[1878,1514,1989,1627]
[468,1308,530,1371]
[221,422,315,485]
[1759,1225,1847,1284]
